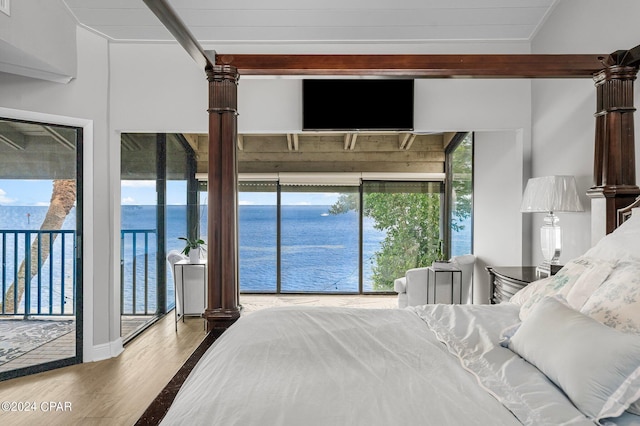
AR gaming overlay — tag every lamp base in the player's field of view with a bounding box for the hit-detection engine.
[536,262,564,278]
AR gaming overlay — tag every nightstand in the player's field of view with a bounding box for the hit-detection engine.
[486,266,539,304]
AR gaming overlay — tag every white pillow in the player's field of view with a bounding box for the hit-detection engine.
[508,296,640,421]
[509,256,614,320]
[583,208,640,262]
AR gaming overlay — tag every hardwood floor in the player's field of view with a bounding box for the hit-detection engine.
[0,295,397,425]
[0,314,206,426]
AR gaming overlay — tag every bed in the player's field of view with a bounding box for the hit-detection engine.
[157,204,640,426]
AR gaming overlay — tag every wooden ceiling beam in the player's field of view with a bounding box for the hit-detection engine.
[215,53,607,78]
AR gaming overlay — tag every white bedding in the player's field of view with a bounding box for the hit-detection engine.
[160,304,618,426]
[159,206,640,425]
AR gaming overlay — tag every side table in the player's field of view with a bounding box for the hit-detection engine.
[486,266,538,304]
[173,260,207,331]
[427,266,463,304]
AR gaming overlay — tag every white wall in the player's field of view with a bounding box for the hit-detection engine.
[0,0,76,82]
[474,130,528,303]
[530,0,640,264]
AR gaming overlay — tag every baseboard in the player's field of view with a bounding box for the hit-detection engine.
[87,337,124,362]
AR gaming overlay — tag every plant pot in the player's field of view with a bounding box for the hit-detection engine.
[189,248,201,264]
[432,260,452,269]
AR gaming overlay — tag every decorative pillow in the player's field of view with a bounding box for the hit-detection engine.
[583,208,640,262]
[510,256,614,320]
[581,259,640,335]
[508,296,640,421]
[508,275,552,306]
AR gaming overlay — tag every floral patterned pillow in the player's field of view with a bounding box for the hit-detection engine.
[581,259,640,335]
[580,259,640,415]
[510,256,614,320]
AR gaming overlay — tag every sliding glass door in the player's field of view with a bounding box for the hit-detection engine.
[280,186,360,293]
[362,181,443,292]
[0,118,82,380]
[238,182,278,292]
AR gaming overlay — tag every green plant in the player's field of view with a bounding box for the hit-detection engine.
[178,236,204,255]
[435,239,447,262]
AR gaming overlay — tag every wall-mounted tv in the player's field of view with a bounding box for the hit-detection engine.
[302,79,414,131]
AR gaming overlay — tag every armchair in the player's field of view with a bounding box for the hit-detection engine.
[394,254,475,308]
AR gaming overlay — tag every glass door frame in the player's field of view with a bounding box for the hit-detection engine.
[0,116,83,381]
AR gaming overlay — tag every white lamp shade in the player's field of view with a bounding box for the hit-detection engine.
[520,175,584,213]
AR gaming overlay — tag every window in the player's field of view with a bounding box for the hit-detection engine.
[233,180,444,294]
[120,133,196,341]
[280,185,359,293]
[446,133,473,257]
[362,181,443,292]
[238,181,278,292]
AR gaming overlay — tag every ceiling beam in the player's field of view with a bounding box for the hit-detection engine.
[215,53,607,78]
[182,134,199,152]
[287,134,299,151]
[143,0,214,69]
[344,133,358,150]
[43,126,74,150]
[399,133,417,150]
[0,134,24,150]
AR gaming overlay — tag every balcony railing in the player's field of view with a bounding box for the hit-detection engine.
[0,230,76,317]
[0,228,169,319]
[120,229,159,316]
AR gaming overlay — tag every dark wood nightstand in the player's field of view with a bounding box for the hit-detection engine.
[486,266,540,304]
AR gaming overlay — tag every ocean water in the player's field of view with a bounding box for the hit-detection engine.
[237,205,384,292]
[1,204,470,312]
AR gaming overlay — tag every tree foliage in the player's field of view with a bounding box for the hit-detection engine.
[330,134,473,291]
[330,191,441,291]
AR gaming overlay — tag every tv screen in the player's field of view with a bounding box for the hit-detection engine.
[302,79,414,131]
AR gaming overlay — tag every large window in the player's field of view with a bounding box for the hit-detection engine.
[446,133,473,257]
[281,186,360,293]
[238,182,278,292]
[234,180,444,294]
[362,181,443,292]
[120,133,196,341]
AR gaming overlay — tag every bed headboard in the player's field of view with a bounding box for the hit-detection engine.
[617,195,640,227]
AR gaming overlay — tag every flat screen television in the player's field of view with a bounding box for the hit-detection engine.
[302,79,414,131]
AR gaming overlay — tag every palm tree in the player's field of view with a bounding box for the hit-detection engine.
[1,180,76,314]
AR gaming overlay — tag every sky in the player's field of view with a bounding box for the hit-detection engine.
[0,180,340,206]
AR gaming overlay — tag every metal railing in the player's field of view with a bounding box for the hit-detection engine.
[120,229,158,315]
[0,230,76,317]
[0,228,164,318]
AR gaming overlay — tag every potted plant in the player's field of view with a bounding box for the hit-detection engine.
[432,239,450,268]
[179,236,205,263]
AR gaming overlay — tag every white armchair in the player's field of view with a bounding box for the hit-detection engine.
[394,254,476,308]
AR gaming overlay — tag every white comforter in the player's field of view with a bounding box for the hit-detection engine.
[161,304,602,425]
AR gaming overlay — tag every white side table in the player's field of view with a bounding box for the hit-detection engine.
[173,259,207,331]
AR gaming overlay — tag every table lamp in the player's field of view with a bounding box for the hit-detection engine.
[520,175,583,276]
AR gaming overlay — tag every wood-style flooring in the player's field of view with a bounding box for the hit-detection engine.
[0,295,396,425]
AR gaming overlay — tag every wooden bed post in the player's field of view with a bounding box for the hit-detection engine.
[587,50,640,242]
[204,64,241,330]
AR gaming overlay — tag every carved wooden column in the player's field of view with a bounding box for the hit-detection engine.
[587,63,640,241]
[204,64,241,330]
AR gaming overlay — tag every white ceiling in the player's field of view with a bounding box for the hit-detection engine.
[62,0,556,44]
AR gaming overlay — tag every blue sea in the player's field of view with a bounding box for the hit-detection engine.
[2,204,469,313]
